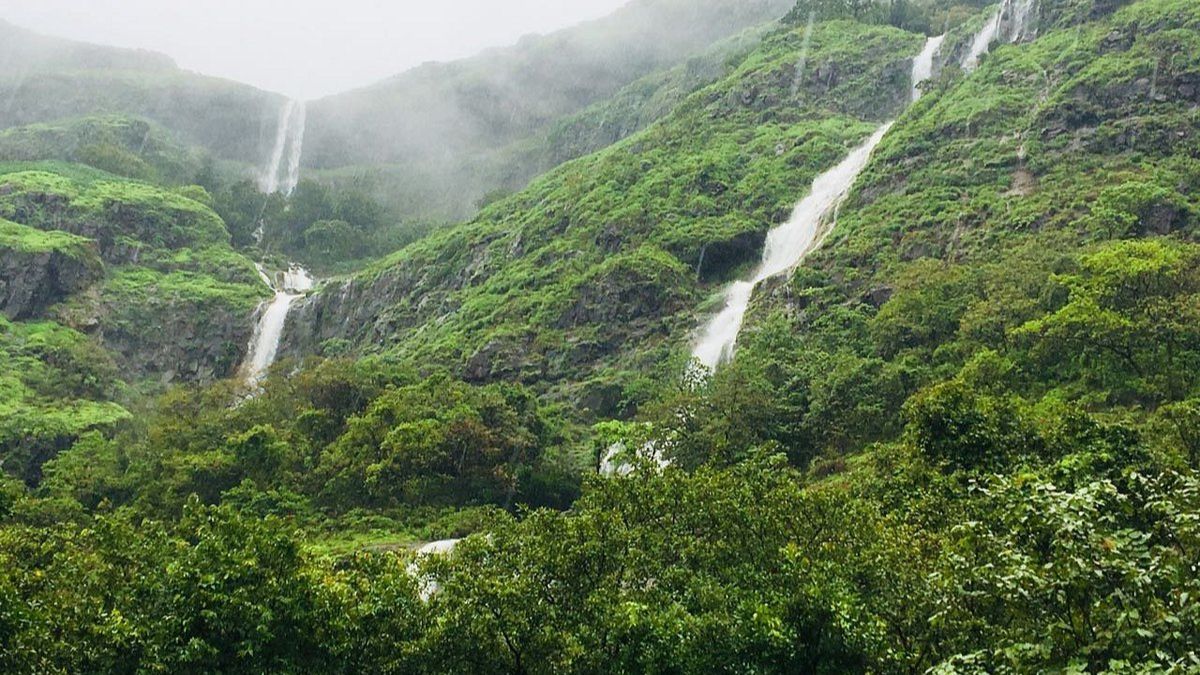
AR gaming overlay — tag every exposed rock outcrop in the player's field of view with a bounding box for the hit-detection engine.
[0,228,102,320]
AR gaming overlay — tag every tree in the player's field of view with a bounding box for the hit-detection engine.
[1015,240,1200,404]
[303,219,366,263]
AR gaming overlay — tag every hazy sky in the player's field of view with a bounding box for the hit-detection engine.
[0,0,631,99]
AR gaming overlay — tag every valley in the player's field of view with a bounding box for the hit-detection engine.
[1,0,1199,671]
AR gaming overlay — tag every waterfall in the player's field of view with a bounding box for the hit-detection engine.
[244,98,313,385]
[260,100,295,194]
[282,101,307,196]
[689,7,1032,373]
[1004,0,1038,44]
[408,539,462,600]
[259,98,306,195]
[961,9,1002,71]
[691,33,955,372]
[242,263,315,384]
[911,34,947,102]
[962,0,1038,71]
[691,124,894,370]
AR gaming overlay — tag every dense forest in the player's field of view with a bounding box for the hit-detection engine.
[2,0,1199,672]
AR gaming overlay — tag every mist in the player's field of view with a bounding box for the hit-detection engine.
[0,0,631,98]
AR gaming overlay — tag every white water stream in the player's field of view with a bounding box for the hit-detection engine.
[962,0,1036,71]
[282,101,307,196]
[259,99,307,195]
[243,97,314,385]
[961,9,1002,71]
[242,263,315,384]
[690,122,895,370]
[911,34,947,102]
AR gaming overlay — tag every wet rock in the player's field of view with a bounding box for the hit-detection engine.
[97,296,257,385]
[0,243,102,320]
[815,62,839,89]
[865,286,894,308]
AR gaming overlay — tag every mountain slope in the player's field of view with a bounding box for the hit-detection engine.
[722,0,1199,455]
[286,19,927,412]
[0,160,268,482]
[303,0,795,221]
[4,2,1200,672]
[0,20,284,168]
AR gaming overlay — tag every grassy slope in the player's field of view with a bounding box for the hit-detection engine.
[0,115,209,186]
[0,218,93,256]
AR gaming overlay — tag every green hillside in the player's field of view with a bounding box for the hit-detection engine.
[0,20,284,167]
[0,159,267,484]
[288,19,927,412]
[304,0,796,221]
[0,115,208,185]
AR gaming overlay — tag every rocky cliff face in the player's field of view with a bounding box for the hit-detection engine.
[0,242,102,320]
[95,299,255,384]
[282,266,433,360]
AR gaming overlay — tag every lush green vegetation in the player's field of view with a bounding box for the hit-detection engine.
[34,358,578,519]
[207,177,433,273]
[2,0,1200,671]
[0,316,130,485]
[0,161,266,483]
[0,115,207,185]
[0,218,93,256]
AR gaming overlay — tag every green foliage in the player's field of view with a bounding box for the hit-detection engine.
[1016,240,1200,404]
[0,317,129,484]
[4,1,1200,670]
[0,218,92,256]
[0,115,207,185]
[0,501,430,673]
[41,359,576,518]
[0,167,232,257]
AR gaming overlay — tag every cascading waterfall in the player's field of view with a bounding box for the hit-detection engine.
[962,0,1037,72]
[282,101,307,196]
[690,123,893,370]
[260,100,295,194]
[259,98,306,195]
[241,263,315,384]
[961,9,1002,71]
[911,34,947,102]
[689,0,1034,373]
[244,98,313,385]
[1004,0,1038,44]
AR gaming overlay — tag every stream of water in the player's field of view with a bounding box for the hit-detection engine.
[242,263,314,384]
[259,98,307,195]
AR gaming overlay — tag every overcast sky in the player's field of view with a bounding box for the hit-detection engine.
[0,0,631,99]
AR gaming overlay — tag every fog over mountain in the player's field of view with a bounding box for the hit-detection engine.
[0,0,633,98]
